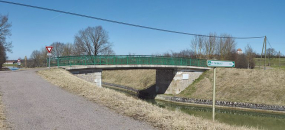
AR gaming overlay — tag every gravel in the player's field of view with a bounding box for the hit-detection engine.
[0,69,155,130]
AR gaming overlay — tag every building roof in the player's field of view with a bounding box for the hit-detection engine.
[237,48,242,51]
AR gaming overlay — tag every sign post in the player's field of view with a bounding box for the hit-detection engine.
[46,46,53,69]
[17,59,21,68]
[207,60,235,121]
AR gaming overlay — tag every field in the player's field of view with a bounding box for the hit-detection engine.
[255,58,285,70]
[38,69,256,130]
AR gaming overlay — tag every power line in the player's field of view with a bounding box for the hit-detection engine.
[266,38,273,49]
[0,0,265,39]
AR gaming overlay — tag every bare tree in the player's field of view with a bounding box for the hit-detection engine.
[198,36,204,59]
[244,44,256,69]
[217,34,236,60]
[0,15,13,69]
[62,43,75,56]
[204,33,217,59]
[51,42,65,57]
[74,26,114,56]
[190,36,205,59]
[29,48,48,67]
[266,48,276,66]
[30,50,42,67]
[191,36,198,58]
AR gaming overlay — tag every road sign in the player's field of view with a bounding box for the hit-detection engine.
[17,59,21,66]
[207,60,235,121]
[47,53,52,56]
[207,60,235,67]
[46,46,53,53]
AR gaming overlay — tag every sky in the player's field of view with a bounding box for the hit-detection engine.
[0,0,284,60]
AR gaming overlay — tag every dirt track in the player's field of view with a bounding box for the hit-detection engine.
[0,69,154,130]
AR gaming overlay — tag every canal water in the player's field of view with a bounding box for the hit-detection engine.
[103,85,285,130]
[7,67,19,71]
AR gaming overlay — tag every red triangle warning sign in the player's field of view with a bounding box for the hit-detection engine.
[46,46,53,53]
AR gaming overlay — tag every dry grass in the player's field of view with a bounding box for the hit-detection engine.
[102,69,156,90]
[38,68,256,130]
[0,94,9,129]
[179,68,285,106]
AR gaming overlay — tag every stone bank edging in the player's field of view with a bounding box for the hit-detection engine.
[157,95,285,111]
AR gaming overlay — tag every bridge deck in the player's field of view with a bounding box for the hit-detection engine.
[59,64,211,70]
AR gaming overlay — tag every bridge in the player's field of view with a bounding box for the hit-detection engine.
[49,55,210,95]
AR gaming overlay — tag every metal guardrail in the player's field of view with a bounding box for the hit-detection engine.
[48,55,207,67]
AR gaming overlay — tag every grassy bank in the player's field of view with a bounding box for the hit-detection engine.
[179,68,285,106]
[38,69,255,130]
[102,69,156,90]
[101,68,285,106]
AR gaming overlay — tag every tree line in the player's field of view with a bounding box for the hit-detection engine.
[27,26,114,67]
[158,33,261,69]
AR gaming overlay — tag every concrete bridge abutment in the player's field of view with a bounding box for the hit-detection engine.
[156,69,204,95]
[69,69,102,87]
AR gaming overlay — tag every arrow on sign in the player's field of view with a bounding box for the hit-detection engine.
[46,46,53,53]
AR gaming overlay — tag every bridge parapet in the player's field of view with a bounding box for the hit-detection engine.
[49,55,208,68]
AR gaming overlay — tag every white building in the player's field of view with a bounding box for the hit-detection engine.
[237,48,243,55]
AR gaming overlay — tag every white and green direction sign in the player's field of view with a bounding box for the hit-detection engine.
[207,60,235,67]
[207,60,235,122]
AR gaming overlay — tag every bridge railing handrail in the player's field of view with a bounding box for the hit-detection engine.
[49,55,207,67]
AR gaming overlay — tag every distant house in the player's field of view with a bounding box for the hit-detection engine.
[4,60,17,64]
[237,48,243,55]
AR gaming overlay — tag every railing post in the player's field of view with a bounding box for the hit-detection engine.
[57,58,59,68]
[127,56,129,65]
[198,59,200,66]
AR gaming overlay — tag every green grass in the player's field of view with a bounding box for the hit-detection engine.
[255,58,285,69]
[2,64,17,67]
[178,70,211,97]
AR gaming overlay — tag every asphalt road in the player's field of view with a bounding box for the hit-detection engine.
[0,69,155,130]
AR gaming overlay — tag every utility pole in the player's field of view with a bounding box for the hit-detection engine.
[260,41,264,69]
[264,36,267,70]
[212,67,216,122]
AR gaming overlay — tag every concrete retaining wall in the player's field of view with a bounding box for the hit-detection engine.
[157,95,285,111]
[72,69,102,87]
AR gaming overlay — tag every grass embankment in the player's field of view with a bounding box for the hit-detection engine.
[102,69,156,90]
[179,68,285,106]
[38,69,255,130]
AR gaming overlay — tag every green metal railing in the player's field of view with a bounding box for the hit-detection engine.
[49,55,207,67]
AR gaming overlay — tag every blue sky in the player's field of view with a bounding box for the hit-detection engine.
[0,0,284,60]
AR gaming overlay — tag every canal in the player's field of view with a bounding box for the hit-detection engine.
[103,85,285,130]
